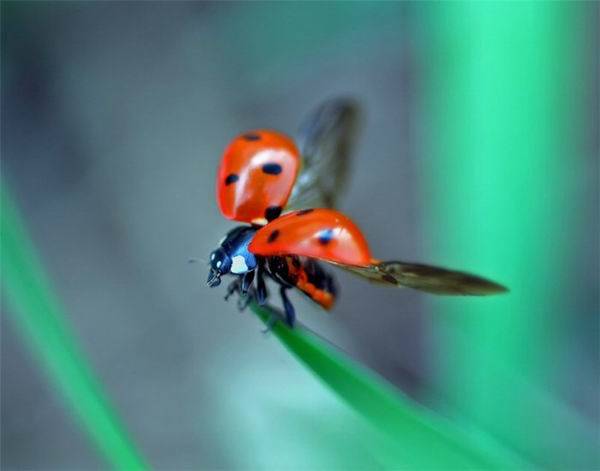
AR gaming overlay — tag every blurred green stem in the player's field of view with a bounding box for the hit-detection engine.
[1,184,149,470]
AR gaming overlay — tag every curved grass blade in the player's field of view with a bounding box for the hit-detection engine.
[250,301,527,469]
[1,185,149,470]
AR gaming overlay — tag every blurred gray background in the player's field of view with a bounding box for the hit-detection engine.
[3,3,428,468]
[2,2,598,470]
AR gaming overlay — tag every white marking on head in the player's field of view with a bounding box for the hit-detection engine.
[216,260,222,269]
[210,253,216,261]
[231,255,248,274]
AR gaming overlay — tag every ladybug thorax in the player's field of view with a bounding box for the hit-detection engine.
[208,226,258,286]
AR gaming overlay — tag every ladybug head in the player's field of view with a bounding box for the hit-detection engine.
[207,248,232,287]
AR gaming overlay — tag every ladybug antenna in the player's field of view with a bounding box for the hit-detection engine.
[188,257,208,265]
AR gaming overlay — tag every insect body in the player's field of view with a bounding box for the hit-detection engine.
[208,99,507,327]
[208,223,337,325]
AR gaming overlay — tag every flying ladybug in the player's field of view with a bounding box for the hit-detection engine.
[207,98,507,327]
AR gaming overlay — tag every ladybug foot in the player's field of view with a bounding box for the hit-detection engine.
[237,290,253,311]
[261,314,278,334]
[224,279,241,301]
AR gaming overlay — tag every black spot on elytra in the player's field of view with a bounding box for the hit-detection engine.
[292,258,301,268]
[382,274,398,284]
[262,163,282,175]
[267,229,280,243]
[296,209,314,216]
[317,229,334,245]
[265,206,282,221]
[243,133,260,141]
[224,173,239,185]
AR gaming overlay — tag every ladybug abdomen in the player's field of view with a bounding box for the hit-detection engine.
[267,256,337,310]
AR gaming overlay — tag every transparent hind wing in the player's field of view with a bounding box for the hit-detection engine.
[287,98,361,210]
[336,260,508,296]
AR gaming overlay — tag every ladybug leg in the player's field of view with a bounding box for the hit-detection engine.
[224,277,241,301]
[279,286,296,327]
[237,287,253,311]
[240,270,255,296]
[256,263,268,305]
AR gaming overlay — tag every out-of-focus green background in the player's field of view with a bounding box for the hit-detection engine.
[2,2,598,469]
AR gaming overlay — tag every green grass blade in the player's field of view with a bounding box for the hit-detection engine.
[249,302,526,469]
[1,184,149,470]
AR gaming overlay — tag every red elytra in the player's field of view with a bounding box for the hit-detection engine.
[248,208,374,267]
[216,130,300,225]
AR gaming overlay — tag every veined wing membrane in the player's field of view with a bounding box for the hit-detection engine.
[338,261,508,295]
[287,98,361,210]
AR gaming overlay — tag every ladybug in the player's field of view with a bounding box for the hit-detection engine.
[207,99,507,327]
